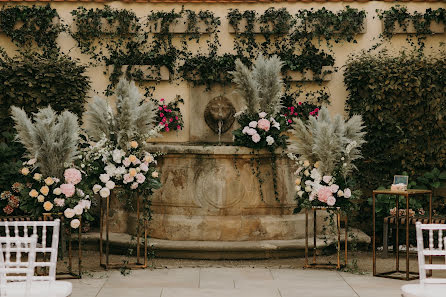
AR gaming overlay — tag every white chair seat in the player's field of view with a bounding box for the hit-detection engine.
[3,281,72,297]
[402,283,446,297]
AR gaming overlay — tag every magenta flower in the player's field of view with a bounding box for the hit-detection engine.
[160,113,164,117]
[177,125,181,130]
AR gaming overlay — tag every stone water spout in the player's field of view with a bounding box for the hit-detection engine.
[204,96,236,143]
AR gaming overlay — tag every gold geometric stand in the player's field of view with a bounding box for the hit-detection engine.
[304,207,348,270]
[99,191,147,269]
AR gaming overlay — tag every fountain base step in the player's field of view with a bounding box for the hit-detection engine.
[78,230,370,260]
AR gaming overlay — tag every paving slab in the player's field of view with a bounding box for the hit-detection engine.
[162,288,281,297]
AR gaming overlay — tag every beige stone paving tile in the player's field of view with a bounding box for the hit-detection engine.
[103,268,200,288]
[279,287,358,297]
[353,287,402,297]
[235,278,350,290]
[270,268,343,280]
[70,286,103,297]
[97,287,162,297]
[162,288,281,297]
[199,268,273,285]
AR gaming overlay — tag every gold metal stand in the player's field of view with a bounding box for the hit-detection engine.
[99,191,147,269]
[304,206,347,269]
[372,189,432,281]
[43,213,82,279]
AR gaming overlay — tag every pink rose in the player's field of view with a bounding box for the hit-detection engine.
[136,173,146,184]
[246,128,257,136]
[54,198,65,207]
[322,176,332,184]
[344,188,352,198]
[317,186,332,203]
[139,163,149,172]
[64,168,82,185]
[252,133,261,143]
[249,121,257,128]
[330,184,339,193]
[130,182,138,190]
[327,196,336,206]
[257,119,270,131]
[123,174,134,184]
[60,184,75,198]
[123,158,131,167]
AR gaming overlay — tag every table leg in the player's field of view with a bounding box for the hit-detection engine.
[396,195,399,272]
[406,193,409,280]
[313,208,317,265]
[345,215,348,266]
[305,209,308,267]
[373,192,376,276]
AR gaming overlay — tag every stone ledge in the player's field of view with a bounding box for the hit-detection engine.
[145,143,297,155]
[78,229,370,260]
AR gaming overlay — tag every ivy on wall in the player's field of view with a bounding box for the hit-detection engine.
[377,6,446,50]
[0,4,63,49]
[344,51,446,193]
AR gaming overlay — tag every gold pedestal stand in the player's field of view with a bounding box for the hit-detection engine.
[99,191,147,269]
[304,207,348,269]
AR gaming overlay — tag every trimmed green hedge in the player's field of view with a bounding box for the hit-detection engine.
[0,50,90,134]
[344,51,446,192]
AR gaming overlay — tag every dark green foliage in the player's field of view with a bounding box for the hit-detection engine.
[344,51,446,194]
[0,50,90,135]
[0,4,62,49]
[0,133,24,192]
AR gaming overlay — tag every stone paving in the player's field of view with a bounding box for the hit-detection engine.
[69,268,414,297]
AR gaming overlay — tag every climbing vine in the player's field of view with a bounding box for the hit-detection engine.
[0,4,62,49]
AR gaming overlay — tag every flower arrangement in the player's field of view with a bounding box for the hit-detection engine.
[289,107,366,212]
[0,182,23,215]
[283,103,320,125]
[17,160,92,228]
[154,96,184,133]
[84,78,161,201]
[230,55,288,151]
[83,139,161,199]
[233,111,288,150]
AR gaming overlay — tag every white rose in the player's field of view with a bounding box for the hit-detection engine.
[152,171,159,178]
[73,204,84,216]
[112,149,125,164]
[298,191,304,197]
[246,128,257,136]
[266,136,275,146]
[344,188,352,198]
[295,185,301,192]
[64,208,75,219]
[99,174,110,183]
[53,188,62,195]
[258,112,267,118]
[104,164,117,176]
[70,219,80,229]
[305,186,312,192]
[79,199,91,210]
[99,187,110,198]
[304,170,310,177]
[248,121,257,128]
[115,167,126,176]
[93,184,102,194]
[105,180,115,190]
[337,190,344,197]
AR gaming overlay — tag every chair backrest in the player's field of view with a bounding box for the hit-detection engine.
[415,222,446,285]
[0,219,60,284]
[0,235,37,297]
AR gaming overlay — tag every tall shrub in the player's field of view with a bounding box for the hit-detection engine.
[344,51,446,192]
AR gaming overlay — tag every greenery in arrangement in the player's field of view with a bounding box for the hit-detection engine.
[11,106,79,179]
[8,106,92,227]
[0,4,63,49]
[0,132,24,193]
[289,107,366,213]
[230,55,288,151]
[83,78,161,220]
[344,50,446,194]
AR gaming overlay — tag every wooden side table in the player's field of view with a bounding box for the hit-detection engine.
[372,189,432,280]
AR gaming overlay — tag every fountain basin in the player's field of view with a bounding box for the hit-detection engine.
[137,144,312,242]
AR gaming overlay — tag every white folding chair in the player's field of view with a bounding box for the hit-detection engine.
[0,235,38,297]
[0,220,72,297]
[401,222,446,297]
